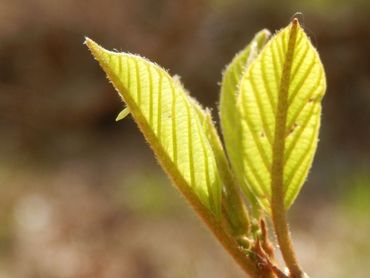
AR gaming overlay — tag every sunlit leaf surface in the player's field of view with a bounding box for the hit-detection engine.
[235,21,326,211]
[86,39,222,217]
[220,29,270,210]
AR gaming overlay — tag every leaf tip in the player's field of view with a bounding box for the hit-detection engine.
[84,38,113,65]
[290,13,303,28]
[84,37,102,56]
[84,37,95,49]
[260,28,271,38]
[290,16,301,34]
[83,36,90,44]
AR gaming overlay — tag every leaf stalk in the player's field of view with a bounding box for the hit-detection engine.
[270,18,304,278]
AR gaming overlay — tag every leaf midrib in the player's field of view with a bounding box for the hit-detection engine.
[271,20,299,210]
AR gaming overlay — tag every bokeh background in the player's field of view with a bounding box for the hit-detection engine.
[0,0,369,277]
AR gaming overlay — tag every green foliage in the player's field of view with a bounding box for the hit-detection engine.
[85,39,223,218]
[220,29,271,212]
[85,19,326,277]
[227,20,326,212]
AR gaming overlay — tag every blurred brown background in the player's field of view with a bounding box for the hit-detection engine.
[0,0,369,277]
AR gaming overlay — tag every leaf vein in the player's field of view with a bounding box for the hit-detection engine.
[241,91,271,172]
[155,68,162,136]
[243,153,270,197]
[285,102,318,162]
[249,71,274,145]
[133,59,142,104]
[169,78,178,164]
[285,115,320,192]
[184,97,196,188]
[146,63,154,126]
[287,69,323,129]
[288,57,317,105]
[195,110,213,209]
[290,41,309,81]
[261,49,277,116]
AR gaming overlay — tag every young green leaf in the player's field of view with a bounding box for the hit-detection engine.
[85,38,222,218]
[220,29,271,213]
[237,20,326,212]
[197,107,250,237]
[115,107,130,121]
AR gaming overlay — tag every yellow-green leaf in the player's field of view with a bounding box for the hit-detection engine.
[179,87,250,236]
[196,106,250,236]
[238,20,326,211]
[220,29,270,211]
[115,107,130,121]
[85,38,222,217]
